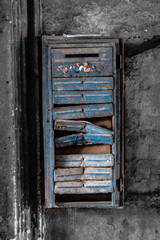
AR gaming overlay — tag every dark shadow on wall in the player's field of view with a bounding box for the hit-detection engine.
[20,0,44,238]
[125,36,160,58]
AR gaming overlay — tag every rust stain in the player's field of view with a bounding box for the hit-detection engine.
[83,62,88,68]
[58,125,66,130]
[81,106,86,118]
[57,65,69,73]
[86,68,94,72]
[48,103,54,112]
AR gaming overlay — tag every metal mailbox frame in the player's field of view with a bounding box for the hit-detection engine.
[42,35,124,208]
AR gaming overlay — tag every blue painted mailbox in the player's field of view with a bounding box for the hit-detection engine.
[42,36,124,208]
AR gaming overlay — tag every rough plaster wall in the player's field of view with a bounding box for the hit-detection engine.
[43,0,160,45]
[43,0,160,239]
[125,49,160,195]
[45,208,160,240]
[0,1,17,239]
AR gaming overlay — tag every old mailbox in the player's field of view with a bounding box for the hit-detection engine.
[42,35,124,208]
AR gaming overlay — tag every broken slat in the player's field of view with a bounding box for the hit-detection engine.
[84,168,112,180]
[54,167,112,181]
[52,77,113,91]
[55,154,114,168]
[54,120,114,135]
[55,133,113,148]
[54,180,112,194]
[53,90,113,105]
[53,104,113,120]
[54,168,83,181]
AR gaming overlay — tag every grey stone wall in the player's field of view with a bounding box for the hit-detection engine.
[0,0,160,239]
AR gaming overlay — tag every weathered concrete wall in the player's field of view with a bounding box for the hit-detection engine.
[125,48,160,196]
[45,208,160,240]
[0,1,17,239]
[43,0,160,44]
[1,0,160,239]
[43,0,160,239]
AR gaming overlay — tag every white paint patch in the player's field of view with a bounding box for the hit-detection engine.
[79,65,83,71]
[12,167,18,240]
[37,208,46,240]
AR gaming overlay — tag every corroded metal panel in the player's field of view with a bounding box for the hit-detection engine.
[52,77,113,91]
[54,168,112,181]
[55,154,114,168]
[54,120,114,135]
[51,47,112,61]
[53,104,113,120]
[51,47,113,77]
[42,39,54,208]
[53,90,113,104]
[55,180,113,194]
[52,60,113,77]
[55,133,113,148]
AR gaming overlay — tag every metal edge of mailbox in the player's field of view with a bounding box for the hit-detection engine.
[55,201,113,208]
[42,36,124,209]
[113,39,124,208]
[42,35,120,44]
[112,42,117,207]
[42,38,54,208]
[120,39,125,207]
[116,39,124,208]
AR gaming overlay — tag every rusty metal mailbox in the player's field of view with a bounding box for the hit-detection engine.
[42,36,124,208]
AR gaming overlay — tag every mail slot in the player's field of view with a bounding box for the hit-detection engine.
[42,36,124,208]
